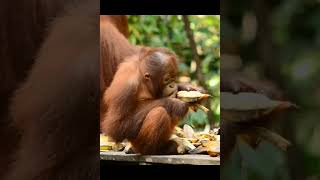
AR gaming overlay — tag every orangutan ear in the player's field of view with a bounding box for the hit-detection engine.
[144,72,151,80]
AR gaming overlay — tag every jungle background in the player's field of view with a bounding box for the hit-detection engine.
[221,0,320,179]
[128,15,220,131]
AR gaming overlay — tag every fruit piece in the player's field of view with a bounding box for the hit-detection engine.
[221,92,296,110]
[194,133,217,141]
[188,146,208,154]
[173,127,185,138]
[100,134,109,144]
[221,92,296,122]
[113,143,125,151]
[187,138,199,143]
[177,91,211,103]
[192,142,201,147]
[124,143,134,154]
[201,140,220,148]
[177,91,211,113]
[208,146,220,157]
[181,138,197,151]
[196,104,210,113]
[183,124,195,138]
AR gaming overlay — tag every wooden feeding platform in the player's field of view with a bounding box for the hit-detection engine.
[100,151,220,165]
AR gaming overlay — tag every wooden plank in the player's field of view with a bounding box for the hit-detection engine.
[100,151,220,165]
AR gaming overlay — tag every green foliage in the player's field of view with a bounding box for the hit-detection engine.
[128,15,220,129]
[180,109,209,129]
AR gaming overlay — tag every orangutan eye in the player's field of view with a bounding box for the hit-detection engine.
[164,77,170,83]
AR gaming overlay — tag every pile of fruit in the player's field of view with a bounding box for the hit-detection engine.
[100,124,220,157]
[171,125,220,157]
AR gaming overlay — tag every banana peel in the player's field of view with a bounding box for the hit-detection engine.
[177,91,211,112]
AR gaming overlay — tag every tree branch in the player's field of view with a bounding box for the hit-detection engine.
[182,15,206,88]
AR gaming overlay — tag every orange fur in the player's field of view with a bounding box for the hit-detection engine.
[100,17,190,154]
[1,0,100,179]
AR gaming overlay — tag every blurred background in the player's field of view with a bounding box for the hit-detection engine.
[128,15,220,131]
[221,0,320,179]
